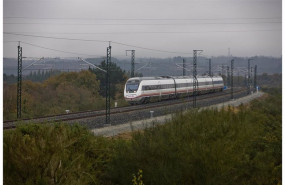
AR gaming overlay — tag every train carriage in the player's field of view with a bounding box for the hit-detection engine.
[124,76,224,104]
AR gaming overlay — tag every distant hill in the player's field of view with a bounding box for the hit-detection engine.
[3,56,281,76]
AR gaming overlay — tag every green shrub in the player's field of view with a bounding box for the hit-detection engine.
[108,89,281,185]
[4,88,281,185]
[4,123,114,185]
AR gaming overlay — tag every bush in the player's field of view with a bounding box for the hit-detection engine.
[4,123,114,185]
[4,88,281,185]
[108,89,282,185]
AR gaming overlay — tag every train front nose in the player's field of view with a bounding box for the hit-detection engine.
[124,90,140,102]
[125,93,137,100]
[124,80,142,103]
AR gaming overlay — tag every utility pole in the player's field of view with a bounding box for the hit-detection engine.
[17,42,22,119]
[250,66,253,93]
[221,64,225,82]
[231,59,234,100]
[227,66,230,87]
[126,50,135,77]
[182,58,186,76]
[247,59,253,94]
[254,65,257,92]
[237,71,240,86]
[106,45,111,125]
[193,50,203,108]
[208,58,212,77]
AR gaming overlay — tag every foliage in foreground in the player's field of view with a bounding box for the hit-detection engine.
[4,123,115,185]
[4,88,281,185]
[108,89,281,185]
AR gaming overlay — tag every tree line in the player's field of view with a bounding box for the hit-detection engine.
[3,61,128,121]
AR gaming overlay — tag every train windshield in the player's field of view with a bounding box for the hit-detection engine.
[126,84,139,93]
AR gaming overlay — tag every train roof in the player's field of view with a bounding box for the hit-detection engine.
[127,75,222,82]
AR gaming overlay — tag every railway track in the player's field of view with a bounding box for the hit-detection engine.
[3,88,247,130]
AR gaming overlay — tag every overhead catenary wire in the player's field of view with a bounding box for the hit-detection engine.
[20,41,105,57]
[4,29,282,35]
[3,0,281,4]
[4,32,193,55]
[3,21,282,26]
[3,16,282,21]
[112,41,192,55]
[4,32,109,43]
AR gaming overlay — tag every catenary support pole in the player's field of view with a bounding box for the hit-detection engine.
[247,59,252,94]
[193,50,203,108]
[17,42,22,119]
[208,58,212,77]
[126,50,135,77]
[231,59,234,100]
[183,58,186,76]
[227,66,230,87]
[106,45,111,125]
[254,65,257,92]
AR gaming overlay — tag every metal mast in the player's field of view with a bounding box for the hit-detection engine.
[231,59,234,99]
[251,67,253,88]
[208,58,212,77]
[193,50,202,108]
[182,58,186,76]
[106,45,111,125]
[237,71,240,85]
[254,65,257,91]
[247,59,252,94]
[126,50,135,77]
[227,66,230,87]
[17,42,22,119]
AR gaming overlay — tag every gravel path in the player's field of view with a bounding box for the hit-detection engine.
[91,91,264,137]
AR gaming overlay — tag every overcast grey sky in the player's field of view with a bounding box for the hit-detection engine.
[3,0,282,59]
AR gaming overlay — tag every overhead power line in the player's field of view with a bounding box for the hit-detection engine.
[112,41,192,55]
[20,41,104,57]
[3,0,281,3]
[4,29,281,36]
[4,32,193,55]
[3,21,282,26]
[4,32,109,43]
[3,16,282,21]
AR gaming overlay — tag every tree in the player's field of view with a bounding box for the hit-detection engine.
[3,70,102,120]
[89,60,127,99]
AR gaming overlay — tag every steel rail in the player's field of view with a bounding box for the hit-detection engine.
[3,88,247,130]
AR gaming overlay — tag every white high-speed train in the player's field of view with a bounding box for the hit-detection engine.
[124,76,224,104]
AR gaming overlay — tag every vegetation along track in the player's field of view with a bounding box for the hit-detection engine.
[4,88,247,130]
